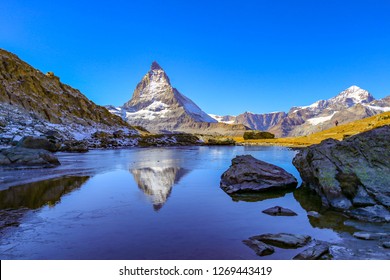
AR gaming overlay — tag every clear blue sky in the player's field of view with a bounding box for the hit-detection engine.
[1,0,390,116]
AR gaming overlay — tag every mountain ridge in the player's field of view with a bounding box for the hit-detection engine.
[210,85,390,137]
[0,48,139,145]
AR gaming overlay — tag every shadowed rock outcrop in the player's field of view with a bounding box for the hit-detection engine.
[0,147,60,167]
[293,125,390,222]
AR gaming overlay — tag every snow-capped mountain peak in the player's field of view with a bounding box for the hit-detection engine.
[332,85,374,106]
[111,62,219,133]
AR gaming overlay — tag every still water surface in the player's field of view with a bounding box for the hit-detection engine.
[0,146,342,259]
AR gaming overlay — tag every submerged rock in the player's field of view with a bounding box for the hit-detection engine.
[293,241,330,260]
[0,147,60,167]
[220,155,297,194]
[249,233,311,249]
[262,206,297,216]
[292,125,390,215]
[243,239,275,256]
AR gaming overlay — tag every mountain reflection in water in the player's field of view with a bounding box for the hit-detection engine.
[131,166,188,211]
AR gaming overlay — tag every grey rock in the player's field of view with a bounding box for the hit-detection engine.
[250,233,311,249]
[17,136,60,152]
[352,185,376,207]
[353,232,390,240]
[0,153,11,165]
[0,147,60,167]
[243,239,275,256]
[293,242,330,260]
[262,206,297,216]
[60,140,89,153]
[347,205,390,223]
[220,155,298,194]
[293,126,390,213]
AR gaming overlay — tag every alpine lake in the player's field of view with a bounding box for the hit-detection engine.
[0,146,388,259]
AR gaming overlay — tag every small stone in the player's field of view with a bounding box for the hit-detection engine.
[262,206,297,216]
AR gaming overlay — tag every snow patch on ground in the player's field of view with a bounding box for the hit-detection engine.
[306,112,337,125]
[208,114,236,124]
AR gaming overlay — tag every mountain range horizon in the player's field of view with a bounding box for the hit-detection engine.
[107,60,390,137]
[1,48,390,140]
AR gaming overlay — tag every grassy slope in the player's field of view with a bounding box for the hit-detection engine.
[233,111,390,147]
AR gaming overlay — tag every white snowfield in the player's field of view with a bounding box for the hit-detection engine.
[306,112,337,125]
[366,105,390,112]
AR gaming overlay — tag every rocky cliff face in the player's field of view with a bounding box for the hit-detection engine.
[108,62,248,136]
[0,48,138,144]
[234,111,286,131]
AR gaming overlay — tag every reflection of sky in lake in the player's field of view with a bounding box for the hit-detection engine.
[0,146,343,260]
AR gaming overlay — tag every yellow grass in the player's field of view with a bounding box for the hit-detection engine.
[233,111,390,147]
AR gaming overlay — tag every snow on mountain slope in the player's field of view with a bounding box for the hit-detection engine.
[208,114,236,124]
[306,112,338,125]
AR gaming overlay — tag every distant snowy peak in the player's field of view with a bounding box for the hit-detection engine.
[293,85,374,113]
[331,85,374,106]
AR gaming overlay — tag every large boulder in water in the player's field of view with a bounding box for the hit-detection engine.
[0,147,60,167]
[292,125,390,215]
[220,155,298,194]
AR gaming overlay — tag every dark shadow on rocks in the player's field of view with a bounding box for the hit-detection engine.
[294,185,356,234]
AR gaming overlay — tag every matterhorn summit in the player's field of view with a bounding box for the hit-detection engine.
[108,62,247,135]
